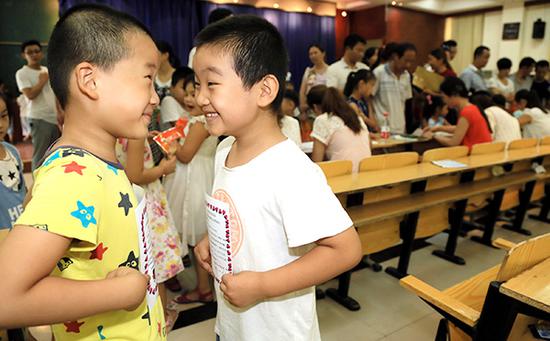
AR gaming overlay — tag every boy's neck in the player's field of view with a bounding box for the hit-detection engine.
[27,63,41,70]
[0,144,6,160]
[227,111,285,167]
[56,109,118,164]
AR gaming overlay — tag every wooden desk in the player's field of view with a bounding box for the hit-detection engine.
[328,146,550,194]
[500,258,550,314]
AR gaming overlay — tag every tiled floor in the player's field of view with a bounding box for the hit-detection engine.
[28,211,549,341]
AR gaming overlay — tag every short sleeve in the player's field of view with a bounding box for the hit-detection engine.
[160,96,181,124]
[277,161,353,247]
[16,154,103,251]
[459,72,472,91]
[310,115,331,145]
[15,69,32,91]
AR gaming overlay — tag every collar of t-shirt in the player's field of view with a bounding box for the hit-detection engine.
[468,64,482,74]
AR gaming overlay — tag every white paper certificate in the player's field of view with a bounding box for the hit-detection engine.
[134,186,158,312]
[206,193,233,282]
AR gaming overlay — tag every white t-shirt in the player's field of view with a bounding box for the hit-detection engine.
[522,107,550,139]
[311,113,371,172]
[280,115,302,146]
[160,96,186,124]
[373,63,412,134]
[486,76,514,97]
[484,106,521,143]
[212,138,352,341]
[326,59,369,90]
[15,65,57,124]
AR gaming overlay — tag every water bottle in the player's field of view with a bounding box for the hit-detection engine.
[381,112,390,140]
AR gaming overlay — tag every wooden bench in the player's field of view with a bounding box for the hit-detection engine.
[400,233,550,340]
[529,136,550,224]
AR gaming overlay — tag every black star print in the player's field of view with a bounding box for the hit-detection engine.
[142,310,151,325]
[118,192,133,216]
[8,171,16,180]
[16,164,20,171]
[0,174,3,181]
[57,257,73,272]
[119,251,139,269]
[62,148,85,158]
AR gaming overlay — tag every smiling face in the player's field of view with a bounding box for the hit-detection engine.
[183,80,201,116]
[94,32,160,139]
[193,45,262,137]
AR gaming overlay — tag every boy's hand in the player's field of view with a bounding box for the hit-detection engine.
[160,155,176,175]
[194,236,212,275]
[38,71,49,84]
[106,267,149,311]
[220,272,265,308]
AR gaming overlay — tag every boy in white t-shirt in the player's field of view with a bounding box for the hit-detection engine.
[15,40,60,170]
[159,66,193,131]
[192,15,362,341]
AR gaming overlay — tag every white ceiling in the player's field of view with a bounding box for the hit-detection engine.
[321,0,512,15]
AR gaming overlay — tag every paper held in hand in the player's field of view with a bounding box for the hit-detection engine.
[133,185,158,312]
[205,194,233,283]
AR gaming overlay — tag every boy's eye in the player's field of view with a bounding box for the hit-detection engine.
[145,75,152,80]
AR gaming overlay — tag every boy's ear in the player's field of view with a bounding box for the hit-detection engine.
[74,62,99,101]
[257,74,279,109]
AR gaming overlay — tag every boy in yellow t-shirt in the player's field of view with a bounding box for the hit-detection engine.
[0,4,165,340]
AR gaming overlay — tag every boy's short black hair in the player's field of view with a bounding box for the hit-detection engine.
[395,42,416,58]
[518,57,535,69]
[48,4,153,109]
[208,8,233,25]
[183,73,195,91]
[283,90,299,108]
[21,40,41,53]
[343,34,366,50]
[497,57,512,71]
[536,59,549,69]
[492,94,506,108]
[473,46,489,59]
[195,14,288,113]
[171,66,194,87]
[442,40,457,48]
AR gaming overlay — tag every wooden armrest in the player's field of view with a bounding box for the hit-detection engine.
[400,275,480,327]
[492,238,516,250]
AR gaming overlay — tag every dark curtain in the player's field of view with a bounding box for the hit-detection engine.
[198,2,335,89]
[59,0,200,69]
[58,0,335,89]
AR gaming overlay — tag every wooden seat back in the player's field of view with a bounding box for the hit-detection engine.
[422,146,469,162]
[359,152,419,172]
[470,141,506,156]
[317,160,353,178]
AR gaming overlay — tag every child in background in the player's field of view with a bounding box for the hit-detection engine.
[280,90,301,145]
[115,137,183,330]
[344,69,379,132]
[0,5,166,339]
[311,87,372,172]
[171,73,218,304]
[159,67,193,131]
[15,40,60,170]
[515,89,550,138]
[0,94,26,241]
[421,95,452,131]
[302,84,327,142]
[192,15,362,340]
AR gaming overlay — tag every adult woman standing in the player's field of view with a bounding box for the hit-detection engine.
[299,44,329,112]
[427,48,456,78]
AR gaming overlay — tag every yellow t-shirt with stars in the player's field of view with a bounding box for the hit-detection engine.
[16,147,166,340]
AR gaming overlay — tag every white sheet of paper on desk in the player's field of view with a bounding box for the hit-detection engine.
[205,194,233,283]
[393,135,417,141]
[432,160,467,168]
[300,141,313,153]
[411,128,423,137]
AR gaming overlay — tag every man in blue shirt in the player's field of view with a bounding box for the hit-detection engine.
[459,45,490,93]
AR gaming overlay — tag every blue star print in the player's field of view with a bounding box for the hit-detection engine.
[107,164,119,175]
[70,200,97,228]
[43,151,61,167]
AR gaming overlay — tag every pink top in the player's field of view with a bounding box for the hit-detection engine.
[311,113,372,172]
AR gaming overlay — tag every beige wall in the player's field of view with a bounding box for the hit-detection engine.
[445,1,550,75]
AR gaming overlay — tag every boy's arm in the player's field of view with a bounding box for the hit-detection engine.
[0,226,148,328]
[220,226,361,307]
[20,72,49,100]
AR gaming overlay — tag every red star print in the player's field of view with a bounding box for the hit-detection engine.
[157,321,162,336]
[64,320,85,333]
[90,242,108,260]
[62,161,86,175]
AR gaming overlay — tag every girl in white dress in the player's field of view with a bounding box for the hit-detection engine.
[171,73,218,304]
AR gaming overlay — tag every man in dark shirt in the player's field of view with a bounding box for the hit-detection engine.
[531,59,549,110]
